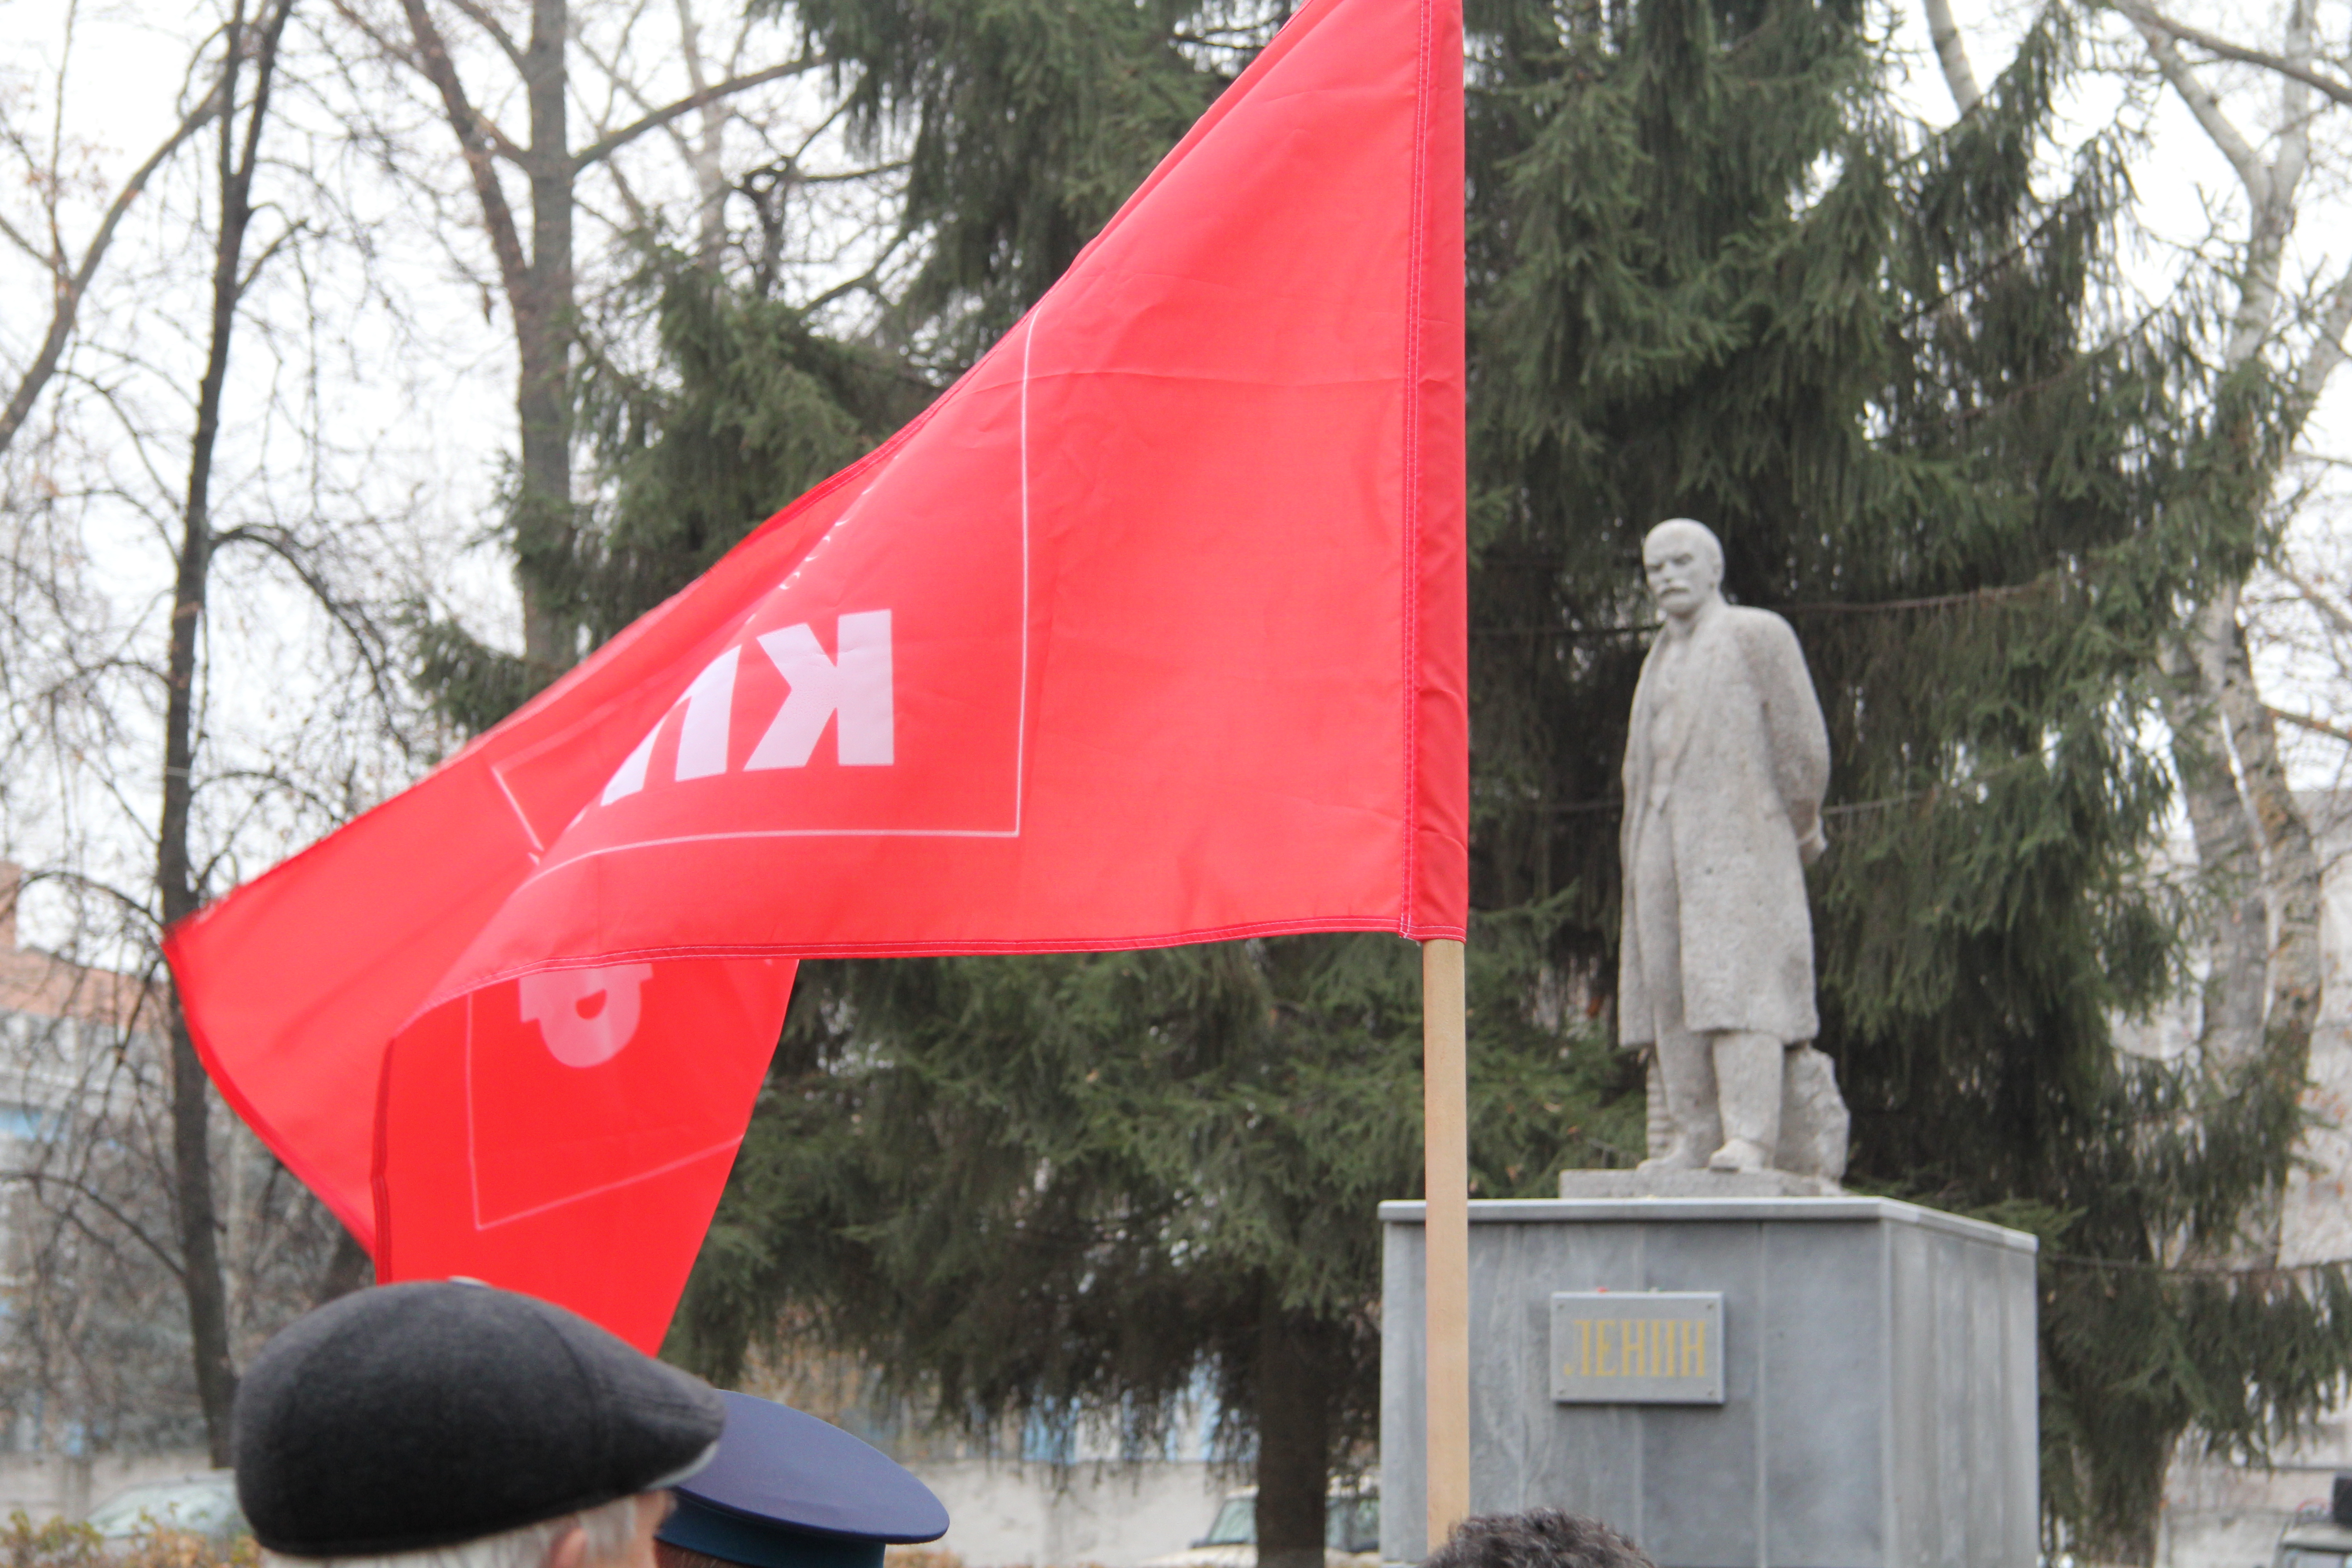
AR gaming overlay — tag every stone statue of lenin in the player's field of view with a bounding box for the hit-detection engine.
[1619,519,1838,1176]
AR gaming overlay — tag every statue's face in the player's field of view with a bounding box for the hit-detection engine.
[1642,525,1721,622]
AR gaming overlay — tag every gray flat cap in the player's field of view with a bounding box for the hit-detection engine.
[234,1281,724,1556]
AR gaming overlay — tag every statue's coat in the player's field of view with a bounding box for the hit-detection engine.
[1618,603,1829,1046]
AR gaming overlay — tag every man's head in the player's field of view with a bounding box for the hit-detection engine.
[1641,519,1724,625]
[234,1282,725,1568]
[1423,1510,1656,1568]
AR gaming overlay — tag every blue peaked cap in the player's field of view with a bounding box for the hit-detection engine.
[657,1393,949,1568]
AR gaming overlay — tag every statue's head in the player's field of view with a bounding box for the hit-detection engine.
[1642,518,1723,626]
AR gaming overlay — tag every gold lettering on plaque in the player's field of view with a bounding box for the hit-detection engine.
[1562,1314,1711,1381]
[1552,1295,1720,1403]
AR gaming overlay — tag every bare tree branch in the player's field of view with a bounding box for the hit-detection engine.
[446,0,529,73]
[2107,0,2352,108]
[2296,260,2352,414]
[8,1172,186,1282]
[397,0,530,300]
[211,523,413,756]
[0,81,227,460]
[2273,562,2352,639]
[2124,12,2272,199]
[2270,707,2352,747]
[569,53,828,172]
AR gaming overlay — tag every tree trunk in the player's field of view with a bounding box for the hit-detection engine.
[2195,592,2324,1072]
[2156,642,2267,1074]
[2166,594,2324,1269]
[314,1225,374,1305]
[1254,1285,1331,1568]
[159,0,293,1465]
[514,0,577,669]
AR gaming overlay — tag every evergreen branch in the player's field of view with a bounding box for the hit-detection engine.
[570,54,831,172]
[1896,206,2078,329]
[802,161,911,184]
[806,267,886,313]
[1547,757,2047,820]
[2050,1250,2352,1279]
[1478,579,2063,642]
[2107,1,2352,109]
[1776,581,2057,615]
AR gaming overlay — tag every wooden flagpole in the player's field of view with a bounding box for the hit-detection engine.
[1422,936,1470,1550]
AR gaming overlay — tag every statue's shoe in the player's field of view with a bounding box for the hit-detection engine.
[1706,1137,1773,1174]
[1638,1140,1711,1172]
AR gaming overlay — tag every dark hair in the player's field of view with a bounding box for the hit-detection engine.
[1423,1510,1656,1568]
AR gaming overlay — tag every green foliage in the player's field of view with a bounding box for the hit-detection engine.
[571,257,931,643]
[769,0,1238,358]
[406,611,554,737]
[671,924,1640,1463]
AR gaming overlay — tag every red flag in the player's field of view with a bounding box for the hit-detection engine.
[372,957,794,1351]
[167,0,1465,1348]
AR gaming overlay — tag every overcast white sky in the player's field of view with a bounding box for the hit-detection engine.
[18,0,2346,621]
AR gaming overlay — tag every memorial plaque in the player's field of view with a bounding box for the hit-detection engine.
[1548,1290,1724,1404]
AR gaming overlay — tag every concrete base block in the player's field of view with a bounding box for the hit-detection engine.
[1379,1196,2038,1568]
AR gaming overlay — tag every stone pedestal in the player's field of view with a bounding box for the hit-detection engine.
[1379,1197,2037,1568]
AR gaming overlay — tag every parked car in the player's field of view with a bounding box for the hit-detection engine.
[2274,1478,2352,1568]
[1142,1487,1379,1568]
[84,1471,248,1545]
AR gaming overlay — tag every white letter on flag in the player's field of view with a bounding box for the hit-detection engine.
[672,646,740,781]
[599,645,741,804]
[748,611,894,768]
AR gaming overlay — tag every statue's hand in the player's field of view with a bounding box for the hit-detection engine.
[1799,823,1828,866]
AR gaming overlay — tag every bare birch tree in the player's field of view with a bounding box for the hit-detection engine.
[0,15,225,460]
[1920,0,2352,1264]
